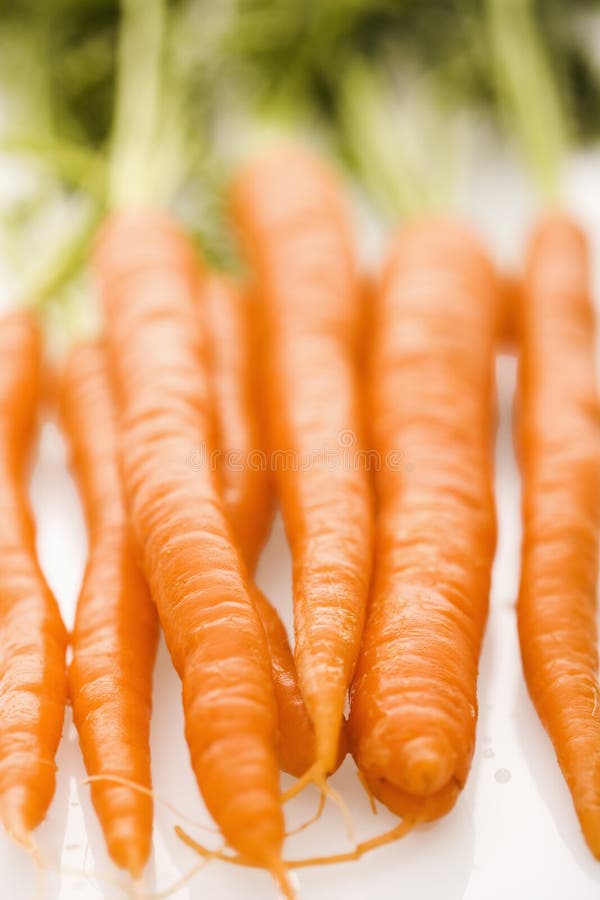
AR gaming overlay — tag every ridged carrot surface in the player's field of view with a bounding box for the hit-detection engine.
[0,310,67,844]
[203,274,273,570]
[62,341,158,877]
[203,273,317,777]
[233,145,373,774]
[517,215,600,857]
[349,219,498,822]
[95,210,287,884]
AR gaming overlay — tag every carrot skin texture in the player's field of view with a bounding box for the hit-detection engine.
[62,342,158,877]
[202,273,319,777]
[232,146,373,773]
[95,211,284,869]
[349,219,498,821]
[202,274,273,572]
[517,215,600,858]
[0,311,67,841]
[248,588,318,776]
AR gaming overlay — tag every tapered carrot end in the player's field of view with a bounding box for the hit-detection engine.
[107,833,149,881]
[395,735,456,797]
[83,775,153,878]
[311,714,345,778]
[583,831,600,861]
[102,811,151,879]
[576,807,600,861]
[0,787,42,865]
[2,815,32,853]
[269,856,296,900]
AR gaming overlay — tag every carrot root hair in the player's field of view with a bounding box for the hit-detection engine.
[290,818,415,868]
[144,860,209,900]
[285,792,326,838]
[356,769,378,815]
[82,776,295,897]
[43,863,126,896]
[58,861,204,900]
[81,775,218,833]
[175,816,414,869]
[282,761,355,841]
[171,831,296,899]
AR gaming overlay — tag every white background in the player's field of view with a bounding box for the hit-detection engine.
[1,149,600,899]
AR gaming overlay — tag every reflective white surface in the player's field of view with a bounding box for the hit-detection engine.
[1,152,600,899]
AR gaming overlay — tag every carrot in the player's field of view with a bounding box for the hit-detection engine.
[498,272,521,348]
[61,341,158,877]
[94,210,290,892]
[358,272,376,377]
[202,273,273,571]
[349,219,498,822]
[202,273,319,778]
[0,310,67,847]
[232,145,373,779]
[517,214,600,858]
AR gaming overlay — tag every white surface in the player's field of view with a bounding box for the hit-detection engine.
[1,153,600,899]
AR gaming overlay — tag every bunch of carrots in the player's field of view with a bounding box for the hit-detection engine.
[0,0,599,897]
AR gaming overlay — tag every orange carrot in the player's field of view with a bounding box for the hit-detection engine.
[0,310,67,846]
[94,210,289,891]
[358,272,376,378]
[232,145,373,778]
[202,273,318,777]
[349,219,498,822]
[517,214,600,858]
[202,273,273,570]
[498,272,521,348]
[61,341,158,877]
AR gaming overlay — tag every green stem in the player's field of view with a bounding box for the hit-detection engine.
[486,0,568,200]
[109,0,166,208]
[149,3,198,207]
[19,206,102,312]
[337,60,434,222]
[1,133,106,200]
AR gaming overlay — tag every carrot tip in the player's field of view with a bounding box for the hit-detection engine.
[112,842,147,883]
[15,830,43,869]
[0,801,42,868]
[130,875,147,899]
[395,735,456,796]
[270,856,296,900]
